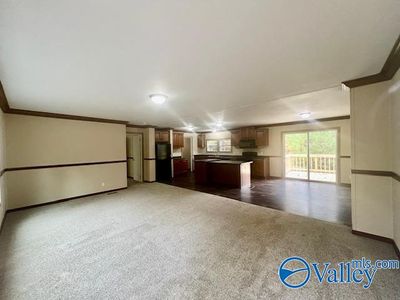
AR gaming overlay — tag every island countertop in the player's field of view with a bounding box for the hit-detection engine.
[208,160,252,165]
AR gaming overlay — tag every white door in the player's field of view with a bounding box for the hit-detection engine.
[126,134,143,182]
[182,137,193,171]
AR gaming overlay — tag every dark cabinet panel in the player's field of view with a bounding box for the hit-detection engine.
[173,132,184,148]
[156,130,170,142]
[231,130,241,147]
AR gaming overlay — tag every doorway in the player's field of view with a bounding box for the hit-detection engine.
[126,133,143,182]
[283,129,338,183]
[182,136,193,172]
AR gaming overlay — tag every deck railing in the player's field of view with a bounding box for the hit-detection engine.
[286,154,336,174]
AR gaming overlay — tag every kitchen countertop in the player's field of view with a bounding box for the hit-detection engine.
[208,160,252,165]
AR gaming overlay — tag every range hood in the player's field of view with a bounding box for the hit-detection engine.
[238,139,256,148]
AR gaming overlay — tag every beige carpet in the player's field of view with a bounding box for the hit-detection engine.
[0,182,398,299]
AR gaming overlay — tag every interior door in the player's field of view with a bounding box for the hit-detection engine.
[182,137,192,171]
[126,135,135,179]
[127,134,143,182]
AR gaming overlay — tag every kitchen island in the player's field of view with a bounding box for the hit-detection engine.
[194,159,252,188]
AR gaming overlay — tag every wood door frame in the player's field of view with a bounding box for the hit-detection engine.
[281,127,340,184]
[126,132,144,182]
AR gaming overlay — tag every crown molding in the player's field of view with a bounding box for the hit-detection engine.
[343,34,400,88]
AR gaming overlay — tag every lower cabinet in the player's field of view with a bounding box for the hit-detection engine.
[173,158,189,176]
[251,158,270,179]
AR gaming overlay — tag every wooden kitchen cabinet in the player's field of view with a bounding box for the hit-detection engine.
[240,127,256,140]
[231,130,241,147]
[197,134,205,148]
[155,130,169,142]
[251,158,270,179]
[173,132,184,148]
[255,129,269,147]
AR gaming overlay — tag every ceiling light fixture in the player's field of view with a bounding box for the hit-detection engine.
[299,112,311,119]
[149,94,167,104]
[216,121,223,128]
[187,125,194,131]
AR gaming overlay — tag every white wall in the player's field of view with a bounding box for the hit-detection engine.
[351,70,399,240]
[5,114,127,209]
[0,109,6,225]
[197,119,351,184]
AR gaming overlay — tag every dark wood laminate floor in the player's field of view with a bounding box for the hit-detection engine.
[160,172,351,226]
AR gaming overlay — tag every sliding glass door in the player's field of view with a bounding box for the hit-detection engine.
[284,129,337,183]
[284,132,308,180]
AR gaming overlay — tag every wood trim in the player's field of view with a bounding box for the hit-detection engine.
[8,108,128,125]
[340,155,351,158]
[4,160,127,173]
[1,80,128,124]
[144,180,156,183]
[0,168,5,177]
[7,187,127,213]
[352,230,400,259]
[0,212,6,235]
[0,81,10,113]
[343,34,400,88]
[144,158,156,160]
[352,230,393,244]
[393,172,400,182]
[352,169,400,182]
[127,124,155,128]
[394,241,400,260]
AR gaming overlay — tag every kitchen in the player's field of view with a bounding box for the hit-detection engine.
[154,117,352,225]
[155,126,270,187]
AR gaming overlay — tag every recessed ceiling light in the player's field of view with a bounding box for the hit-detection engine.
[216,121,223,128]
[299,112,311,119]
[187,125,194,131]
[149,94,167,104]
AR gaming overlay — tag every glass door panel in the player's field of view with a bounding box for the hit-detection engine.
[284,132,308,180]
[309,130,337,182]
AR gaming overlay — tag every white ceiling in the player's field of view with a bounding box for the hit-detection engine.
[0,1,399,129]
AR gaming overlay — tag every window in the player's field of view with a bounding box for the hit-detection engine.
[206,140,218,152]
[218,138,232,153]
[206,138,232,153]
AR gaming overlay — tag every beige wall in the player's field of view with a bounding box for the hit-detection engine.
[351,70,399,240]
[0,109,6,225]
[197,119,351,184]
[126,127,156,182]
[5,114,127,209]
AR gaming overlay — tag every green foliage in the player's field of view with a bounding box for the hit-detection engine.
[285,130,336,155]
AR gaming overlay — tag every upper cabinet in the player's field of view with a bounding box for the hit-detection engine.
[255,128,269,147]
[230,127,268,148]
[197,134,205,148]
[155,130,170,143]
[240,127,256,140]
[231,130,241,147]
[173,132,184,148]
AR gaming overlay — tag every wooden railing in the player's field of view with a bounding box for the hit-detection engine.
[286,154,336,174]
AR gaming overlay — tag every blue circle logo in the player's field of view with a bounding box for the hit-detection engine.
[278,256,311,288]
